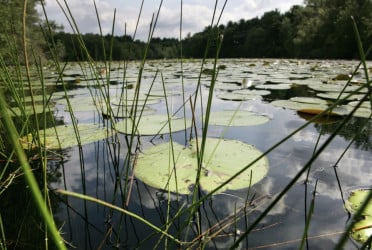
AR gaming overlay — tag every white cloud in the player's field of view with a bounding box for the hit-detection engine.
[40,0,303,40]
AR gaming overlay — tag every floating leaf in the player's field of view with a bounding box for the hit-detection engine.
[341,104,372,119]
[134,138,269,194]
[297,111,342,124]
[350,216,372,244]
[111,96,161,106]
[232,89,271,96]
[66,101,106,112]
[217,92,262,101]
[145,89,181,97]
[3,105,52,117]
[309,83,367,93]
[255,83,292,90]
[297,107,346,116]
[289,97,328,105]
[316,92,365,101]
[20,124,114,149]
[114,114,191,135]
[345,189,372,215]
[348,101,371,109]
[11,95,48,103]
[214,84,241,91]
[344,189,372,244]
[101,105,155,119]
[207,110,270,126]
[271,100,328,111]
[333,74,350,81]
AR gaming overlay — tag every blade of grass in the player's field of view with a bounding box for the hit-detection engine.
[56,189,184,245]
[334,17,372,249]
[300,180,318,250]
[230,92,370,249]
[0,90,66,250]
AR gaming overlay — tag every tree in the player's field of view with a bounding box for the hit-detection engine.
[294,0,372,58]
[0,0,47,64]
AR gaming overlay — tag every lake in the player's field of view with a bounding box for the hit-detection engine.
[2,58,371,249]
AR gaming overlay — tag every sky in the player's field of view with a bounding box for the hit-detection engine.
[39,0,304,41]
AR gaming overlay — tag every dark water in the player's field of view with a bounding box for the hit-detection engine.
[2,59,371,249]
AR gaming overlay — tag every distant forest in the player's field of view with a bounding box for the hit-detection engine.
[1,0,372,64]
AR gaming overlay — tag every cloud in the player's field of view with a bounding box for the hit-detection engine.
[40,0,303,40]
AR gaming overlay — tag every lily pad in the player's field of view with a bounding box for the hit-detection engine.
[350,216,372,244]
[348,101,371,109]
[316,92,365,101]
[214,84,242,91]
[11,95,49,103]
[207,110,270,126]
[297,106,347,116]
[111,96,160,106]
[232,89,271,96]
[271,100,328,111]
[3,105,53,117]
[255,83,292,90]
[114,114,191,135]
[309,83,367,93]
[101,105,155,119]
[344,189,372,244]
[20,124,114,149]
[216,92,262,101]
[333,74,350,81]
[340,102,372,118]
[134,138,269,194]
[345,189,372,215]
[297,111,342,124]
[145,89,181,97]
[289,97,328,105]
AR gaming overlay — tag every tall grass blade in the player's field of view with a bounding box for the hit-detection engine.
[333,17,372,249]
[56,189,184,245]
[0,90,66,249]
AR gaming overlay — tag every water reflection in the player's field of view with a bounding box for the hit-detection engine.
[2,59,371,249]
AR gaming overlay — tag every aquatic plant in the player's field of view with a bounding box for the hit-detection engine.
[0,2,371,249]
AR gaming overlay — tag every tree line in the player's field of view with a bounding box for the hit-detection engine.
[1,0,371,64]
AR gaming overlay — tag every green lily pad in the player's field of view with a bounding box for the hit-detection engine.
[20,124,114,149]
[101,105,155,118]
[232,89,271,96]
[289,97,328,105]
[316,92,365,101]
[11,95,49,103]
[340,102,372,118]
[216,92,262,101]
[343,105,372,119]
[345,189,372,243]
[3,105,53,117]
[348,101,371,109]
[111,96,160,106]
[333,74,350,81]
[350,216,372,244]
[207,110,270,126]
[145,89,181,97]
[271,100,329,111]
[66,101,106,112]
[255,83,292,90]
[134,138,269,194]
[214,84,242,91]
[114,114,191,135]
[345,189,372,215]
[309,83,368,93]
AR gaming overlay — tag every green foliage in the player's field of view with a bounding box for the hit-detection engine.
[51,1,372,60]
[2,1,371,61]
[0,0,46,64]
